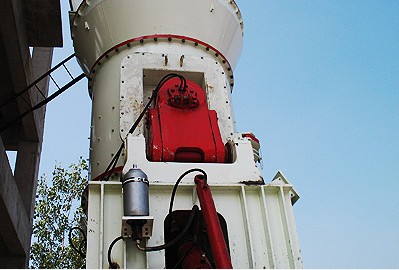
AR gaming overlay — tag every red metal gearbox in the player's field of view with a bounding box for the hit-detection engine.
[147,78,226,163]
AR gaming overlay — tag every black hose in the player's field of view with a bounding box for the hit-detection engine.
[107,235,124,269]
[68,226,87,258]
[135,205,199,252]
[169,169,207,214]
[101,73,187,181]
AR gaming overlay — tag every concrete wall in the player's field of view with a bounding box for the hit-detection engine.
[0,0,62,267]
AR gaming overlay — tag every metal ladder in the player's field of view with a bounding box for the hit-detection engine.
[0,53,85,133]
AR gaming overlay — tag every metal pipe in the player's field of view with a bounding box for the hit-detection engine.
[194,175,233,269]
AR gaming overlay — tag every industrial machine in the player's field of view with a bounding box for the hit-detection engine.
[70,0,302,268]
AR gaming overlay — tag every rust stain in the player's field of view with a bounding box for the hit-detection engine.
[239,178,265,186]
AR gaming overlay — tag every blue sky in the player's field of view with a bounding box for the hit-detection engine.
[16,0,398,268]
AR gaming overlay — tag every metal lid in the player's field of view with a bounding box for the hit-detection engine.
[123,166,148,182]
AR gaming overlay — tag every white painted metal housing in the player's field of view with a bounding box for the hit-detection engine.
[70,0,303,268]
[71,0,243,74]
[71,0,244,179]
[86,172,302,268]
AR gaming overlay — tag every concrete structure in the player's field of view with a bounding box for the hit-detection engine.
[0,0,62,267]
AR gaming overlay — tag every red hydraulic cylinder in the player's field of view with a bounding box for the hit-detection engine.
[194,175,233,269]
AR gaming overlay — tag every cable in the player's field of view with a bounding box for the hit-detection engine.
[101,73,187,181]
[172,207,204,268]
[169,169,207,214]
[103,142,125,181]
[68,226,87,258]
[127,73,186,135]
[135,205,199,252]
[107,235,124,269]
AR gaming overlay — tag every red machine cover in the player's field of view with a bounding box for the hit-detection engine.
[147,78,225,163]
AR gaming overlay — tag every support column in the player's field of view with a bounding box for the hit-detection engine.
[0,138,31,268]
[14,47,53,222]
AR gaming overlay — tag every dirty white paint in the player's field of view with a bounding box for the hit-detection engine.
[85,172,302,268]
[119,53,235,142]
[71,0,302,268]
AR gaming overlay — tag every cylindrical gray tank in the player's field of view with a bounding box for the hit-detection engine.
[122,166,149,216]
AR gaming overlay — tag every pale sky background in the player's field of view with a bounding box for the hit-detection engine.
[8,0,398,268]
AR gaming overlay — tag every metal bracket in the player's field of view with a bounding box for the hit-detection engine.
[121,216,154,238]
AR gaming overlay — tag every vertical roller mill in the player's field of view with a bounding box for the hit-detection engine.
[70,0,302,268]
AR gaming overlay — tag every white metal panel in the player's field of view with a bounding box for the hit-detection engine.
[123,134,263,185]
[119,52,235,142]
[88,50,238,180]
[72,0,243,73]
[88,52,126,180]
[85,173,302,268]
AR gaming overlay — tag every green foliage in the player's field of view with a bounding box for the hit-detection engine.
[30,157,88,269]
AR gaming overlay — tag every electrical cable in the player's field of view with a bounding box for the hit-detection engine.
[104,74,189,267]
[101,73,187,181]
[171,213,202,269]
[68,226,87,258]
[107,235,124,269]
[103,142,125,181]
[168,168,207,214]
[135,205,199,252]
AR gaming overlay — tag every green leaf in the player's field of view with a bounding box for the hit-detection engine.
[30,157,88,269]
